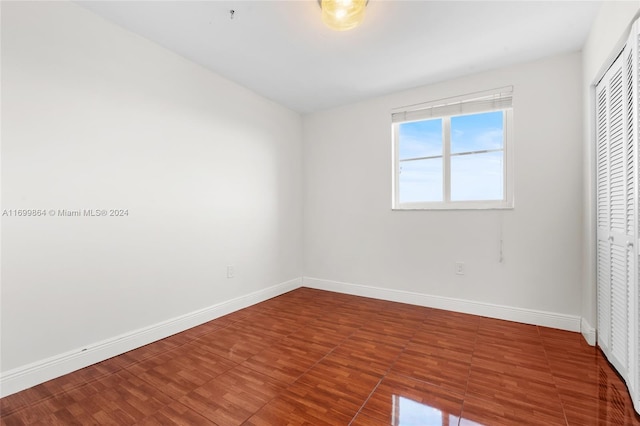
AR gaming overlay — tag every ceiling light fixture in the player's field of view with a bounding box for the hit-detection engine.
[319,0,368,31]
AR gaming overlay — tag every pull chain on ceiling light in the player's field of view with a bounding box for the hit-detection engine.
[320,0,367,31]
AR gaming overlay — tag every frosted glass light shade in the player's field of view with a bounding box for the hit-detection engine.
[321,0,367,31]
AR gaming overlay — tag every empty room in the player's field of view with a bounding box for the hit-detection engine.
[2,0,640,424]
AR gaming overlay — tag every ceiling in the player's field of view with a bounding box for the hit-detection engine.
[78,1,603,114]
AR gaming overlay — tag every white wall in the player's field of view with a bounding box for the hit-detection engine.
[1,0,302,381]
[580,1,639,343]
[303,53,584,322]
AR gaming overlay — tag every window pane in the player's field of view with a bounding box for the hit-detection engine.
[398,119,442,160]
[451,151,503,201]
[399,158,443,203]
[451,111,503,154]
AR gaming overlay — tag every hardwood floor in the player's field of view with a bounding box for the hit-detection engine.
[1,287,639,425]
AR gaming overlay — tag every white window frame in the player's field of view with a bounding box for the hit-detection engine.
[392,87,515,210]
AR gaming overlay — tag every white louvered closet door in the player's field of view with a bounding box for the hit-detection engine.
[596,18,639,415]
[630,20,640,416]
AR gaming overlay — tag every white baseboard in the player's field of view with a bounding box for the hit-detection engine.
[303,277,582,332]
[580,317,596,346]
[0,277,302,398]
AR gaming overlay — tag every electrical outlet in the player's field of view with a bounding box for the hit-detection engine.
[455,262,465,275]
[227,265,234,279]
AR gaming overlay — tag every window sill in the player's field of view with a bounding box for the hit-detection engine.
[392,201,514,210]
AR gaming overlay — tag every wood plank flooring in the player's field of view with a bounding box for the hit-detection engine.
[1,287,639,425]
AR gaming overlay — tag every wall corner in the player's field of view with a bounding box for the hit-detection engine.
[581,317,596,346]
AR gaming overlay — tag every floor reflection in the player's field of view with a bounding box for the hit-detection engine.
[596,363,640,425]
[392,395,483,426]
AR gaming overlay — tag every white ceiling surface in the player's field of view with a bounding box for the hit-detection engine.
[78,1,603,113]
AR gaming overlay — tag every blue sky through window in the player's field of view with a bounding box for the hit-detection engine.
[399,158,443,203]
[451,151,503,200]
[451,111,503,154]
[398,118,442,160]
[397,111,505,203]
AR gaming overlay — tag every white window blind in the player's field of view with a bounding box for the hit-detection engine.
[392,86,513,123]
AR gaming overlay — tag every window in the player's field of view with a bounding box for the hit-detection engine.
[392,87,514,210]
